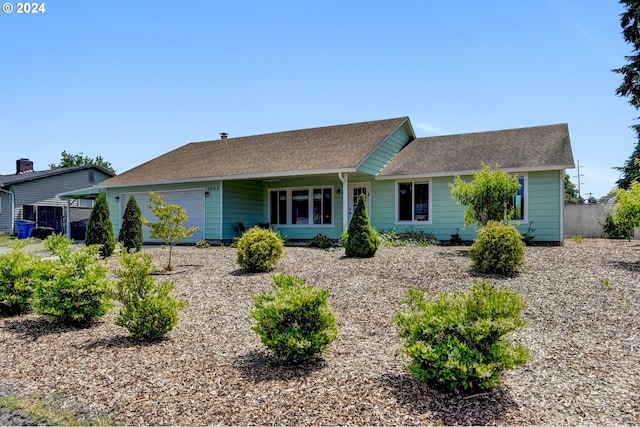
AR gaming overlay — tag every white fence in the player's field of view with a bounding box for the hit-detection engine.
[564,204,638,238]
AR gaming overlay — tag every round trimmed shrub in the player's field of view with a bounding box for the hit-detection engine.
[236,226,284,272]
[469,221,525,276]
[251,273,338,362]
[394,280,531,393]
[114,249,187,341]
[33,240,112,327]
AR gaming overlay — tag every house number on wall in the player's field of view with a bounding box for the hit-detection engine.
[207,186,220,192]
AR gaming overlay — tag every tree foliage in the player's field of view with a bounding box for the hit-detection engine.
[49,150,116,174]
[613,181,640,239]
[142,192,199,271]
[119,195,144,252]
[449,163,521,227]
[85,193,116,258]
[615,125,640,189]
[564,175,579,204]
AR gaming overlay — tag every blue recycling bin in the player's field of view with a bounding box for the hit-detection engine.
[16,220,36,239]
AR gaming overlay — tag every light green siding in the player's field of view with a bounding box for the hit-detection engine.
[370,171,564,243]
[222,180,264,240]
[357,123,412,175]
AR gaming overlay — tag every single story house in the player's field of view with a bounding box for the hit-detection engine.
[61,116,575,244]
[0,159,114,236]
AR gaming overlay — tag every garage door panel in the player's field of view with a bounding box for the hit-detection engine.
[120,190,205,243]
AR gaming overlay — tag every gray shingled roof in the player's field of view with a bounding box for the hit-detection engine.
[101,117,410,186]
[378,123,575,178]
[0,165,114,187]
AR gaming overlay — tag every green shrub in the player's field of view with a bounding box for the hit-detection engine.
[0,241,38,315]
[469,221,525,276]
[195,239,210,249]
[307,233,335,249]
[344,194,380,257]
[236,227,284,272]
[379,229,439,247]
[113,248,187,340]
[251,273,338,362]
[394,280,531,393]
[602,213,632,240]
[33,237,112,327]
[118,195,144,252]
[85,193,116,258]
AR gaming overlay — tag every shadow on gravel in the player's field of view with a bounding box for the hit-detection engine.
[436,249,469,258]
[233,350,326,382]
[608,260,640,272]
[78,334,165,350]
[379,373,520,426]
[0,317,88,342]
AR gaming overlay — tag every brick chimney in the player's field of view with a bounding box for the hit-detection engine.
[16,158,33,174]
[220,132,228,140]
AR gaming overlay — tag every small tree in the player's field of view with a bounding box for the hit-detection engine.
[344,193,380,258]
[613,181,640,240]
[85,193,116,258]
[119,195,143,252]
[0,241,38,315]
[142,192,198,271]
[450,163,522,227]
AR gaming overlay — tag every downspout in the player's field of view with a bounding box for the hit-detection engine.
[0,188,14,234]
[338,172,349,232]
[66,198,71,239]
[560,171,565,245]
[219,181,224,245]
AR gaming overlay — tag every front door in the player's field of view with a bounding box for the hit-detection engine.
[348,183,371,221]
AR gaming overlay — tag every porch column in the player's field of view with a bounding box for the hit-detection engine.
[339,173,349,231]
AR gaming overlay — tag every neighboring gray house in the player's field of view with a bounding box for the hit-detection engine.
[0,159,114,236]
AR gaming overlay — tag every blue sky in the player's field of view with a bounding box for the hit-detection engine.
[1,0,635,199]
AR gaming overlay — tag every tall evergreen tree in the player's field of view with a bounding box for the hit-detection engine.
[564,175,579,204]
[344,193,380,258]
[85,193,116,258]
[119,195,144,252]
[613,1,640,188]
[615,125,640,189]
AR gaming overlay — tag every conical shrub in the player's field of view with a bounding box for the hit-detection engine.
[85,192,116,258]
[344,193,380,257]
[119,195,143,252]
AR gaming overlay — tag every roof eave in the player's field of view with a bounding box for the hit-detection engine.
[97,168,359,188]
[376,164,575,180]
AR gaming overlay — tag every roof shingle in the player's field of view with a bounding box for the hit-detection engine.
[378,123,575,177]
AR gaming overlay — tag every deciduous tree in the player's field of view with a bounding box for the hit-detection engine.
[449,163,521,227]
[142,192,198,271]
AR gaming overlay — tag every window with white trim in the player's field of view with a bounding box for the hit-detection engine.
[510,175,527,221]
[269,187,333,225]
[397,180,430,222]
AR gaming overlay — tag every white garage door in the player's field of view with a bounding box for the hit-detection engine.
[120,189,206,243]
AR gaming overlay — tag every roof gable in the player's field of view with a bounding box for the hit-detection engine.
[378,123,575,178]
[100,117,410,186]
[0,165,115,187]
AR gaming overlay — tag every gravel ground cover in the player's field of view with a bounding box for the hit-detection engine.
[0,239,639,425]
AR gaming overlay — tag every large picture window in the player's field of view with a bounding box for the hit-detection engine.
[269,187,333,226]
[397,181,430,222]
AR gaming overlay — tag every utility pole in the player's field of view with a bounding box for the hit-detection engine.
[574,160,585,203]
